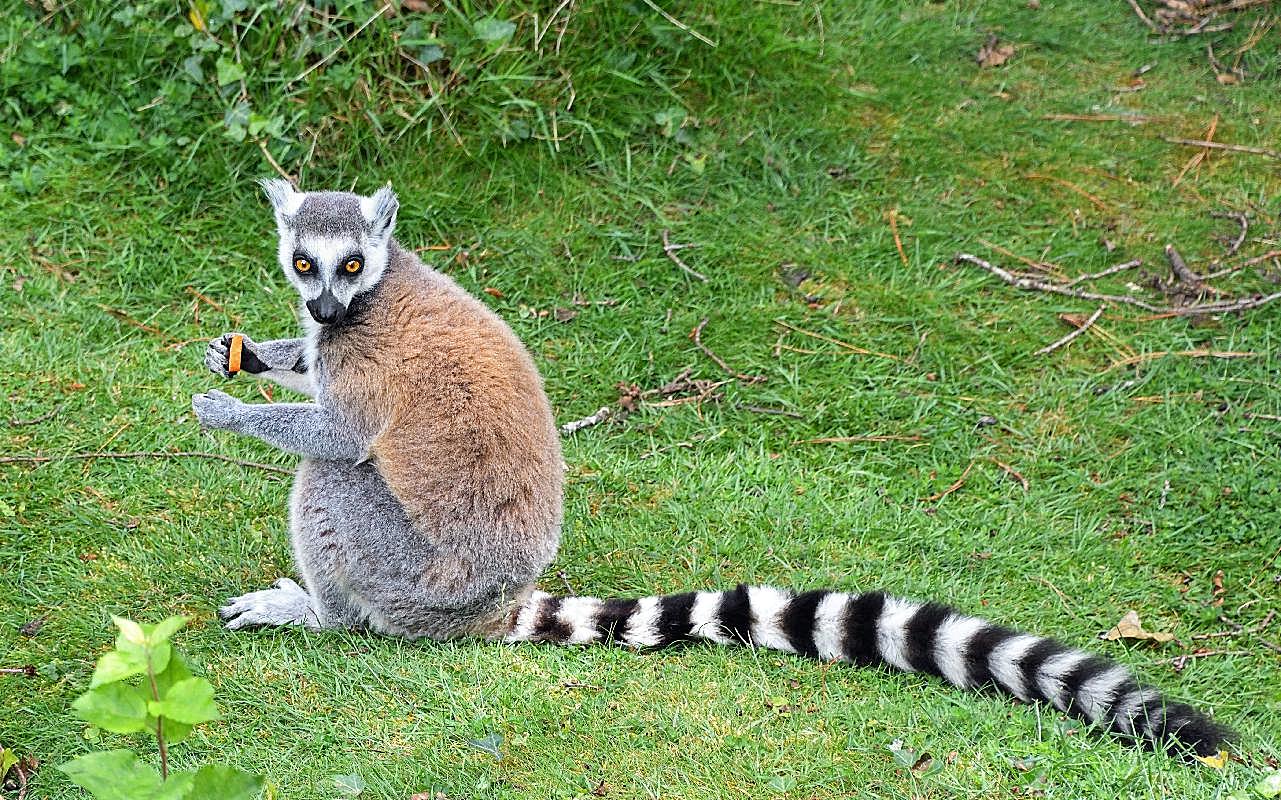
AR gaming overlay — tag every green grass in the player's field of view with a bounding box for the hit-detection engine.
[3,0,1281,797]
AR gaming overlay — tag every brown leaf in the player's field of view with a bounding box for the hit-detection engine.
[482,286,504,299]
[1101,610,1175,644]
[553,307,578,323]
[1212,569,1225,606]
[977,34,1015,68]
[401,0,431,10]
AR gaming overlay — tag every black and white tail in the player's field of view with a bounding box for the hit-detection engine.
[504,585,1228,759]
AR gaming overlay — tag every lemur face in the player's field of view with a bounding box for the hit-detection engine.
[260,179,399,326]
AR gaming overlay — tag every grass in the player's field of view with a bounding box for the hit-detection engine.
[3,0,1281,797]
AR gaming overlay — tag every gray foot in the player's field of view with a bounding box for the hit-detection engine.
[219,578,321,631]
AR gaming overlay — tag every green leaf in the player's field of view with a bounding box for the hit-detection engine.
[145,617,187,645]
[0,746,19,778]
[149,677,219,725]
[331,773,365,796]
[468,733,502,759]
[186,764,263,800]
[473,18,515,43]
[149,652,195,743]
[112,616,146,648]
[154,771,195,800]
[1257,769,1281,798]
[58,750,163,800]
[215,56,246,86]
[765,775,796,792]
[182,54,204,82]
[89,649,148,688]
[72,683,150,734]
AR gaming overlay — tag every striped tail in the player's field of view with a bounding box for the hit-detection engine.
[504,585,1229,760]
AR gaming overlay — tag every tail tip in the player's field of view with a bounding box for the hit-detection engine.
[1156,703,1233,762]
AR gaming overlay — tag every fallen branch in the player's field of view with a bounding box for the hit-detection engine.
[887,208,908,266]
[1106,349,1258,370]
[9,403,66,427]
[1065,259,1143,287]
[956,253,1281,316]
[796,434,924,445]
[920,461,975,503]
[662,230,708,282]
[1034,304,1105,356]
[559,407,612,436]
[773,319,902,361]
[0,451,293,476]
[691,319,765,384]
[1211,212,1249,256]
[989,457,1029,491]
[1126,0,1160,29]
[956,254,1164,310]
[1165,244,1204,286]
[1163,137,1281,161]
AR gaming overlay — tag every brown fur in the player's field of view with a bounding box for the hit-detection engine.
[318,243,563,616]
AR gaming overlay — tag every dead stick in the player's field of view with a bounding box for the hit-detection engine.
[887,209,908,266]
[1125,0,1158,30]
[9,403,66,427]
[958,253,1281,315]
[773,319,902,361]
[0,451,293,475]
[796,434,924,445]
[662,230,708,282]
[956,254,1163,310]
[691,318,765,383]
[1106,349,1257,370]
[1066,259,1143,286]
[1034,304,1105,356]
[1164,244,1203,285]
[989,457,1029,490]
[1211,211,1249,256]
[559,407,612,436]
[921,461,975,503]
[1163,137,1281,161]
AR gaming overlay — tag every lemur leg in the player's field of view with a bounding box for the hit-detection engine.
[205,333,314,397]
[224,459,514,640]
[191,390,367,461]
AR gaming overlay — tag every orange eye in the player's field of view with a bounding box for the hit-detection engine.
[344,258,362,273]
[294,258,311,273]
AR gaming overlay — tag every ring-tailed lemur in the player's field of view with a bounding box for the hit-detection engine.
[192,179,1229,760]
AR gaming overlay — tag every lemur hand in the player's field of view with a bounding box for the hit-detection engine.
[192,389,246,432]
[205,333,267,378]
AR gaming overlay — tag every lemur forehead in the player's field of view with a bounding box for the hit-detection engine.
[291,192,369,239]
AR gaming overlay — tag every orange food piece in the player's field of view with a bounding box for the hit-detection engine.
[228,334,244,374]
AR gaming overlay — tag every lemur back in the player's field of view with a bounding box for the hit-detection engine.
[193,180,1229,762]
[319,243,563,605]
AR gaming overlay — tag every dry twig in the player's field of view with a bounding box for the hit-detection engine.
[1105,349,1257,370]
[1163,137,1281,161]
[661,230,708,282]
[1034,305,1105,356]
[921,461,976,503]
[559,407,612,436]
[887,208,908,266]
[774,319,901,361]
[957,253,1281,316]
[8,403,66,427]
[796,434,924,445]
[691,319,765,383]
[0,451,293,475]
[1125,0,1159,29]
[1066,259,1143,286]
[989,457,1029,490]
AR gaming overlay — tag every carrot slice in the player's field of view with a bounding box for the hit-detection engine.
[228,334,244,374]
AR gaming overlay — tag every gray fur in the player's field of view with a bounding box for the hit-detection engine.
[192,390,367,461]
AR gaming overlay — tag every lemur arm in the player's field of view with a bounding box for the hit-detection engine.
[205,334,315,397]
[191,390,368,462]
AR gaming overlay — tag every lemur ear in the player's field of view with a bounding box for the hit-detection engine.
[258,177,303,224]
[362,183,398,243]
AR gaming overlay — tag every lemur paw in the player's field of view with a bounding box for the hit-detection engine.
[192,388,245,431]
[219,578,321,631]
[204,332,262,378]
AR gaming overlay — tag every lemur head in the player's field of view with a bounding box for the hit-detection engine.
[259,179,399,326]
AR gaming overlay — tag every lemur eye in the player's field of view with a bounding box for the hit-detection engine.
[294,257,312,273]
[344,258,363,274]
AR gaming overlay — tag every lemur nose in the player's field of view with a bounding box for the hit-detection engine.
[307,292,347,325]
